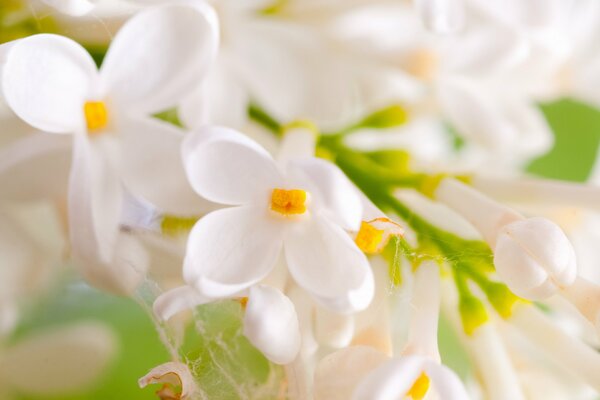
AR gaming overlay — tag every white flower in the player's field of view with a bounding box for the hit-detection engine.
[0,3,218,294]
[177,0,361,131]
[180,126,372,311]
[332,2,551,164]
[435,178,578,300]
[154,126,373,363]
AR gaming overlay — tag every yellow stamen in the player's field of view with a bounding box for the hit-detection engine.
[355,218,404,254]
[237,297,249,309]
[407,373,430,400]
[270,189,307,215]
[84,101,108,133]
[355,221,385,254]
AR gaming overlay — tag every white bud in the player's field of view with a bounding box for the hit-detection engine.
[494,217,577,300]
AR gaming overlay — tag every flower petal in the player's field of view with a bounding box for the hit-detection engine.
[352,356,426,400]
[118,116,217,215]
[1,34,98,133]
[179,59,249,130]
[153,285,211,321]
[68,134,122,265]
[311,268,374,314]
[181,126,283,205]
[243,285,301,365]
[0,322,117,396]
[99,3,219,113]
[288,158,363,231]
[75,232,149,296]
[139,362,197,400]
[41,0,97,16]
[314,346,389,400]
[284,216,373,306]
[0,132,71,202]
[423,360,471,399]
[416,0,465,33]
[184,206,283,298]
[314,306,355,348]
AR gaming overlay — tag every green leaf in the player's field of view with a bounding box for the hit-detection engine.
[527,98,600,182]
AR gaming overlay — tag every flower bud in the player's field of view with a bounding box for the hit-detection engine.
[494,217,577,300]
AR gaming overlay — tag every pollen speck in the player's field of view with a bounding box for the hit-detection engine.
[270,189,307,215]
[84,101,108,133]
[407,373,430,400]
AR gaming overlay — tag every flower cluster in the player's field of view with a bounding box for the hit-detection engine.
[2,0,600,399]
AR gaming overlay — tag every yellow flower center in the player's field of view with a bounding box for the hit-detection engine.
[407,373,430,400]
[84,101,108,134]
[355,221,385,254]
[270,188,307,215]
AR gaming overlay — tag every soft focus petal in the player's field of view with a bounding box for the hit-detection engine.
[314,346,389,400]
[416,0,465,34]
[314,306,355,348]
[68,134,121,265]
[0,323,117,396]
[243,285,301,365]
[312,267,375,314]
[75,232,149,296]
[179,58,249,130]
[119,116,216,215]
[289,158,363,231]
[41,0,97,16]
[100,3,219,113]
[153,285,211,321]
[423,360,471,399]
[184,206,284,297]
[0,132,71,202]
[182,126,283,205]
[139,361,197,399]
[284,216,373,309]
[352,355,426,400]
[1,34,98,133]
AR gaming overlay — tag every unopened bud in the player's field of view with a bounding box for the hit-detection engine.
[494,217,576,300]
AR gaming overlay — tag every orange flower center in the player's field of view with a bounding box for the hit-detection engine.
[270,189,307,215]
[84,101,108,134]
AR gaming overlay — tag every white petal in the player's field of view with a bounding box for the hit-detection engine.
[314,346,389,400]
[284,216,373,307]
[352,356,426,400]
[181,126,284,205]
[75,232,149,296]
[437,79,518,151]
[41,0,97,15]
[153,285,211,321]
[100,3,218,113]
[0,132,71,202]
[243,285,300,365]
[68,134,122,265]
[0,322,116,396]
[118,116,216,215]
[1,34,98,133]
[416,0,465,33]
[314,306,355,348]
[288,158,363,231]
[184,206,283,297]
[179,59,250,130]
[138,362,197,399]
[423,361,471,399]
[312,267,375,314]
